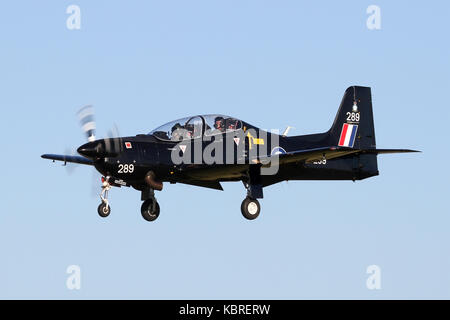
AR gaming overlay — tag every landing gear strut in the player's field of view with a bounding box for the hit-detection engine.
[242,165,263,220]
[98,176,111,218]
[141,188,160,221]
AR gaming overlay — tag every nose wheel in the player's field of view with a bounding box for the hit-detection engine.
[98,202,111,217]
[241,197,260,220]
[98,176,112,218]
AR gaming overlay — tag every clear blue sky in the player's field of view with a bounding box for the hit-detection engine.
[0,1,448,299]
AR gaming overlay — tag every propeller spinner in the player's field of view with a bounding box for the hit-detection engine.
[76,105,122,159]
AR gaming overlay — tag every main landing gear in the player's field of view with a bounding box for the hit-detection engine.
[241,177,263,220]
[98,176,112,218]
[241,197,260,220]
[140,188,160,222]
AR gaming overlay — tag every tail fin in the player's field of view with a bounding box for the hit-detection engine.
[328,86,376,150]
[323,86,419,180]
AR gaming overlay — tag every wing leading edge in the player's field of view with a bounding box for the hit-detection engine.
[41,154,94,166]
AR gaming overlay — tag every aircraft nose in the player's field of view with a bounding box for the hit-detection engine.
[77,141,104,158]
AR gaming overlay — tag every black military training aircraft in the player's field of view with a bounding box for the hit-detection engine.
[42,86,418,222]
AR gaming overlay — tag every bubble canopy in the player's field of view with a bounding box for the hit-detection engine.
[149,114,243,141]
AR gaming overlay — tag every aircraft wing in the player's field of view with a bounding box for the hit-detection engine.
[41,154,94,166]
[257,147,357,166]
[176,180,224,191]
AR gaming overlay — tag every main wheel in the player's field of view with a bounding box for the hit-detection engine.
[97,202,111,218]
[141,199,160,221]
[241,197,260,220]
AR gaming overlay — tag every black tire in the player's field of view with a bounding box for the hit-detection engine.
[241,197,260,220]
[141,199,160,221]
[97,202,111,218]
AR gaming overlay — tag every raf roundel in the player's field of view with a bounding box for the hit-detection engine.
[271,146,286,156]
[125,142,132,149]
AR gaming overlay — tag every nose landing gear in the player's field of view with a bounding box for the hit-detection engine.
[97,176,112,218]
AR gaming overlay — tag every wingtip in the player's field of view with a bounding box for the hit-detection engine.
[41,154,55,159]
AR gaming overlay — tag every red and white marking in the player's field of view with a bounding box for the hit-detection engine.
[338,123,358,147]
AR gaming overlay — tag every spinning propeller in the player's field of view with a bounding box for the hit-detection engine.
[48,105,124,197]
[76,105,123,159]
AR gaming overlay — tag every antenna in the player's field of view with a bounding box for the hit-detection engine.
[282,126,294,137]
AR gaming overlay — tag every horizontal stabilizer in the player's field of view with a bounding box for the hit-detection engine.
[259,146,360,165]
[364,148,421,154]
[41,154,94,166]
[259,146,420,166]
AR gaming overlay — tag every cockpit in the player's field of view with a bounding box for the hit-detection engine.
[149,114,243,141]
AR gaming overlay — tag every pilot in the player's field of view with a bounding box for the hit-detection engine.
[171,123,184,141]
[213,116,225,132]
[225,118,238,131]
[184,123,194,139]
